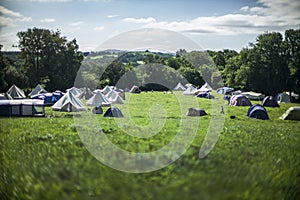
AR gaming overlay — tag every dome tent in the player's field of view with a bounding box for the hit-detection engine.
[52,91,86,112]
[276,93,291,103]
[104,107,123,117]
[247,104,269,120]
[229,95,252,106]
[186,108,207,116]
[262,96,279,107]
[280,107,300,121]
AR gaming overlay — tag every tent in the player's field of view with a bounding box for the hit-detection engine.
[106,90,124,104]
[217,87,234,94]
[129,85,141,93]
[115,88,125,100]
[229,95,252,106]
[197,82,213,93]
[77,87,94,100]
[241,91,265,100]
[0,93,12,100]
[173,83,186,91]
[186,108,207,116]
[52,90,64,100]
[232,90,242,95]
[31,93,56,105]
[52,91,86,112]
[92,106,103,114]
[183,85,197,95]
[66,87,83,97]
[196,92,211,99]
[28,84,47,97]
[262,96,279,107]
[87,91,111,107]
[0,99,45,117]
[247,104,269,120]
[280,107,300,120]
[7,85,26,99]
[276,93,291,103]
[104,107,123,117]
[102,85,113,95]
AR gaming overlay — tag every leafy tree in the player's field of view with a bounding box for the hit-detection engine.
[17,28,84,91]
[178,66,204,87]
[0,45,9,90]
[285,29,300,99]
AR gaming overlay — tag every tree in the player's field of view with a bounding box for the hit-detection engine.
[0,45,9,90]
[17,28,84,91]
[285,29,300,99]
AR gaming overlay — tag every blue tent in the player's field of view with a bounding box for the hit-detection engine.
[217,87,234,94]
[196,92,210,99]
[31,91,64,105]
[247,104,269,120]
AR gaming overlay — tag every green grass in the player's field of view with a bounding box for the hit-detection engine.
[1,92,300,200]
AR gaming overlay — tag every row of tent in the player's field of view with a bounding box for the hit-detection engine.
[247,104,300,121]
[229,95,280,107]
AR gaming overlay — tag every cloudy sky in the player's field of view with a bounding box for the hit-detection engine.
[0,0,299,52]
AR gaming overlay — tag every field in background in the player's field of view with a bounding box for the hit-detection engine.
[1,92,300,200]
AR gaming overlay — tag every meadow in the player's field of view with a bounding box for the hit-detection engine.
[1,92,300,200]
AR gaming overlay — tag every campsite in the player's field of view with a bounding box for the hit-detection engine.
[1,0,300,199]
[1,85,300,199]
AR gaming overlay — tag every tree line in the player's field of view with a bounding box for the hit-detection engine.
[0,28,299,100]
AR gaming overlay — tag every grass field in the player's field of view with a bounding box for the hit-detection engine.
[1,92,300,200]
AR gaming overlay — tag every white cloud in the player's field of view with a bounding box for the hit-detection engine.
[240,6,249,12]
[0,5,22,17]
[107,14,119,18]
[0,6,32,27]
[0,16,15,27]
[93,26,104,31]
[69,21,84,26]
[40,18,55,23]
[19,17,32,22]
[123,0,299,36]
[0,32,19,51]
[122,17,156,24]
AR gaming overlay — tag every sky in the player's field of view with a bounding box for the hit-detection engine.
[0,0,299,52]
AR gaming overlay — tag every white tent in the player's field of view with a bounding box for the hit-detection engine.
[7,85,26,99]
[197,82,213,93]
[77,87,93,100]
[101,85,113,95]
[276,93,291,103]
[87,91,111,107]
[106,90,124,104]
[183,85,197,95]
[241,91,265,100]
[173,83,186,91]
[52,91,86,112]
[66,87,83,97]
[29,84,47,97]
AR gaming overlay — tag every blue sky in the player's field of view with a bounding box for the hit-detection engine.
[0,0,299,52]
